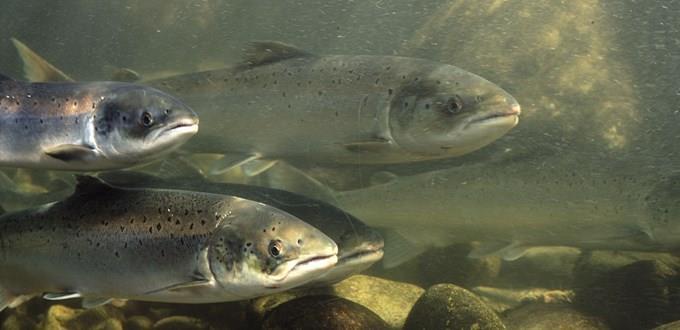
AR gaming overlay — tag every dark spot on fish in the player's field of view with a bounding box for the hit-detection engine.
[375,78,380,85]
[282,92,286,97]
[75,118,79,124]
[148,226,153,234]
[184,209,189,216]
[308,80,312,85]
[57,103,61,108]
[33,101,37,106]
[115,251,120,258]
[23,125,28,130]
[39,119,43,124]
[414,77,419,82]
[318,91,323,96]
[388,88,393,95]
[404,102,409,107]
[161,249,165,257]
[273,80,278,85]
[157,223,162,231]
[190,223,194,230]
[296,82,301,87]
[51,97,56,102]
[425,103,430,109]
[73,101,77,107]
[96,242,100,248]
[287,104,291,109]
[402,75,407,80]
[386,66,391,71]
[124,242,128,249]
[271,227,276,231]
[175,220,181,225]
[201,220,206,226]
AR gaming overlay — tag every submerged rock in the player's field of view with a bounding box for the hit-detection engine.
[261,295,389,330]
[41,304,124,330]
[418,243,502,288]
[653,320,680,330]
[1,313,37,330]
[404,283,505,330]
[574,250,680,288]
[124,315,154,330]
[502,303,609,330]
[153,315,211,330]
[574,259,680,330]
[251,275,423,329]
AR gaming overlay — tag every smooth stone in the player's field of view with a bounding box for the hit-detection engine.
[574,260,680,330]
[653,320,680,330]
[404,283,505,330]
[124,315,154,330]
[0,313,37,330]
[502,303,609,330]
[92,318,123,330]
[261,295,389,330]
[574,250,680,288]
[418,243,502,288]
[251,275,424,329]
[42,305,79,330]
[498,246,581,288]
[153,315,211,330]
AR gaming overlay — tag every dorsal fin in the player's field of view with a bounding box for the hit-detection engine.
[11,38,74,82]
[74,175,118,195]
[242,41,313,67]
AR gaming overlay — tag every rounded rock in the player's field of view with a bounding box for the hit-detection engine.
[261,295,389,330]
[404,284,505,330]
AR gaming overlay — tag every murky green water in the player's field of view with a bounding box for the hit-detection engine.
[0,1,679,329]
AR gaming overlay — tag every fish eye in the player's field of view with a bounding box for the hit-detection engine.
[140,111,154,127]
[268,240,284,258]
[443,95,464,115]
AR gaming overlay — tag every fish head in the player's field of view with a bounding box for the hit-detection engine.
[388,65,520,157]
[305,221,384,286]
[207,197,338,298]
[92,84,199,164]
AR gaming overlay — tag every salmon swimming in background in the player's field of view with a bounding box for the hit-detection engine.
[13,39,520,175]
[0,176,338,311]
[0,72,198,171]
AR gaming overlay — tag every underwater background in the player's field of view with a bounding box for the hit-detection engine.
[0,1,679,329]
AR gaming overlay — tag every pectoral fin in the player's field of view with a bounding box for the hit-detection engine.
[143,278,212,296]
[43,292,82,300]
[81,297,113,309]
[44,144,97,162]
[343,137,392,153]
[381,229,427,268]
[208,154,261,176]
[468,241,531,261]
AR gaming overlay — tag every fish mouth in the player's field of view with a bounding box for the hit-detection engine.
[266,254,338,288]
[338,248,384,267]
[159,118,200,137]
[468,105,521,127]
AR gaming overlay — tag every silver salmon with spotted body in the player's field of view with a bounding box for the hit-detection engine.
[0,176,338,311]
[0,73,198,171]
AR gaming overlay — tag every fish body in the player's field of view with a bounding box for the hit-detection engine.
[0,176,338,310]
[97,171,384,286]
[0,74,198,170]
[14,40,519,167]
[336,156,673,262]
